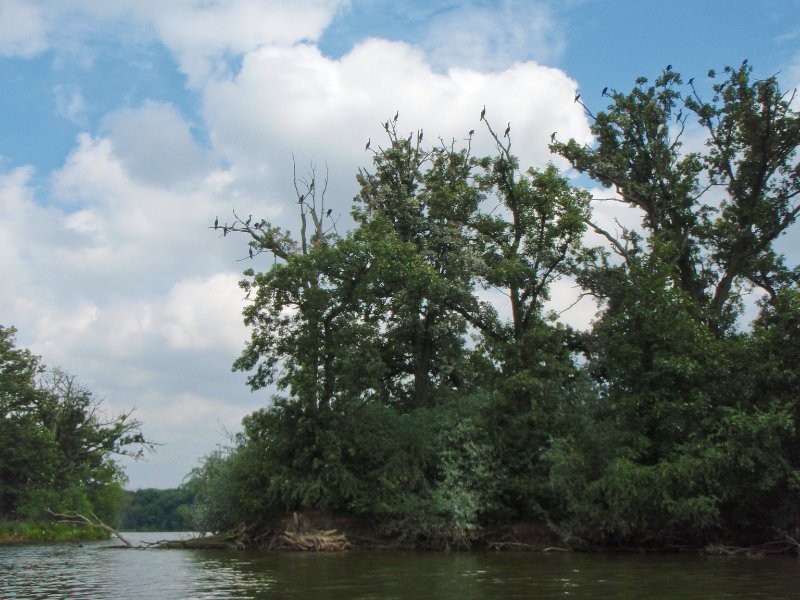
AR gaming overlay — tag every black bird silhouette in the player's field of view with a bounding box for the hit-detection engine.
[574,90,581,103]
[418,129,423,143]
[504,122,510,138]
[246,215,252,225]
[676,109,683,122]
[602,86,608,97]
[365,139,371,150]
[550,131,557,142]
[688,77,695,85]
[394,110,399,122]
[214,216,218,229]
[480,105,486,121]
[468,129,474,137]
[383,121,389,132]
[407,132,413,145]
[326,208,332,217]
[249,247,253,259]
[666,64,672,72]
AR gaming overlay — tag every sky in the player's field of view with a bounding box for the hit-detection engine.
[1,0,799,489]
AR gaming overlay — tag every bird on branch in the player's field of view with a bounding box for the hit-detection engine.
[504,122,511,138]
[246,215,252,225]
[214,216,218,229]
[326,208,332,217]
[574,90,581,103]
[480,105,486,121]
[602,86,609,97]
[468,129,474,137]
[393,110,399,122]
[365,138,371,151]
[550,131,557,142]
[666,64,672,72]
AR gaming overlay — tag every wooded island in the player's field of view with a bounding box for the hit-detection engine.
[3,63,799,552]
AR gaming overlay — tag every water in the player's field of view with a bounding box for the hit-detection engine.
[2,532,798,599]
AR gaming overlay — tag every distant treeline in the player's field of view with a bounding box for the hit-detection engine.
[117,488,196,532]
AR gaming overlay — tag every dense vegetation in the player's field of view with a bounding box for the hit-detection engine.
[191,63,799,549]
[0,326,150,537]
[117,487,195,531]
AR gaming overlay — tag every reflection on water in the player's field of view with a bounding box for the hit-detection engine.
[1,532,799,599]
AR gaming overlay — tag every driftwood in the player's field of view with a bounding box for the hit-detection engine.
[47,510,133,547]
[706,537,800,558]
[269,528,350,551]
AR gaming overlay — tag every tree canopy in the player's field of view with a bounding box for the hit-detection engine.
[192,62,800,549]
[0,325,151,523]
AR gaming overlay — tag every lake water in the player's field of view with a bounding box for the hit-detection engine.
[1,532,798,599]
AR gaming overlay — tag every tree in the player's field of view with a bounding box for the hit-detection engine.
[544,63,800,545]
[553,62,799,331]
[0,325,151,521]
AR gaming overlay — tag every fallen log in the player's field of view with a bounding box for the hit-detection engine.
[47,510,132,547]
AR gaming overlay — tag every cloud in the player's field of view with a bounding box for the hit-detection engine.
[0,0,48,57]
[136,0,347,83]
[102,101,216,187]
[202,37,592,212]
[420,1,565,72]
[53,85,87,124]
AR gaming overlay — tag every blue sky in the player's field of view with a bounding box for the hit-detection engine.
[1,0,798,489]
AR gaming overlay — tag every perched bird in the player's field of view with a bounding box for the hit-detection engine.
[326,208,333,217]
[550,131,557,142]
[688,77,695,85]
[504,122,511,138]
[246,214,252,225]
[393,110,399,122]
[676,109,683,122]
[666,64,672,72]
[574,90,581,103]
[407,132,413,145]
[249,247,253,259]
[223,226,228,236]
[602,86,608,97]
[214,216,218,229]
[656,123,666,135]
[418,129,423,143]
[468,129,475,137]
[365,138,371,151]
[480,105,486,121]
[383,121,389,132]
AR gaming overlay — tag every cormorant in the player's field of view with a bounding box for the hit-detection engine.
[214,216,218,229]
[504,122,510,138]
[326,208,332,217]
[602,86,608,97]
[365,139,370,150]
[468,129,474,137]
[480,105,486,121]
[550,131,557,142]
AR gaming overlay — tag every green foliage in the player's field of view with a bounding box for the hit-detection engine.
[0,325,150,524]
[117,487,195,531]
[202,62,799,548]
